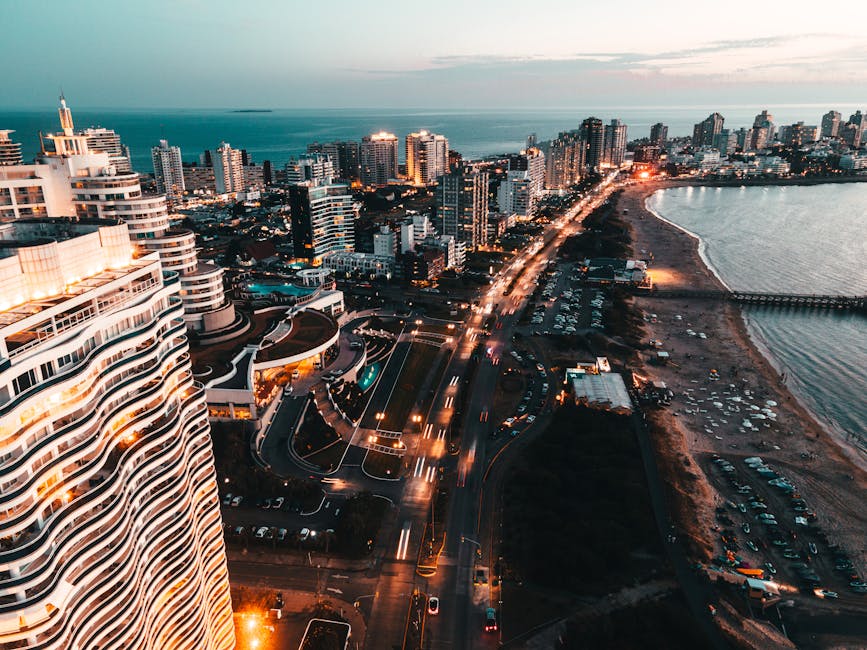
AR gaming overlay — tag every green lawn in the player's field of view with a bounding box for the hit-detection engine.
[380,342,440,431]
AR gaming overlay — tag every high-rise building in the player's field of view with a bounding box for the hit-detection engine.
[499,148,544,216]
[649,123,668,150]
[0,217,235,650]
[2,98,236,334]
[83,126,132,173]
[437,165,489,249]
[781,122,817,147]
[360,131,398,186]
[151,139,185,200]
[692,113,725,148]
[821,111,842,139]
[405,130,449,185]
[545,130,585,189]
[286,154,335,185]
[307,141,361,182]
[288,182,355,262]
[712,129,737,155]
[603,119,628,167]
[212,142,245,193]
[0,130,23,165]
[753,110,775,143]
[581,117,604,170]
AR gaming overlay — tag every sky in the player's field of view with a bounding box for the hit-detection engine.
[2,0,866,109]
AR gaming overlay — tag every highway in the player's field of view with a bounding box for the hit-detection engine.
[364,173,622,649]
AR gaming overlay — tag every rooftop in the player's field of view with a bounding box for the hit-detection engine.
[256,310,337,363]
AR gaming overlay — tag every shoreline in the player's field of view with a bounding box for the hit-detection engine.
[619,180,866,585]
[641,183,864,466]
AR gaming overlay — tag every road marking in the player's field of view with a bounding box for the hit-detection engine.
[413,456,426,478]
[449,375,459,386]
[326,587,343,594]
[426,466,436,483]
[424,423,433,438]
[457,466,466,488]
[444,396,454,409]
[479,410,487,423]
[396,521,412,560]
[437,428,446,440]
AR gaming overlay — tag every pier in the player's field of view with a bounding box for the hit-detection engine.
[643,289,866,311]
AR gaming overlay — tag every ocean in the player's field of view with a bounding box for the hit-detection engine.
[2,104,864,171]
[646,184,867,446]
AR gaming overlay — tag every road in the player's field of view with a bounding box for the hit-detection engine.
[365,174,622,650]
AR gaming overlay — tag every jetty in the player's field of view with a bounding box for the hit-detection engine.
[642,289,866,312]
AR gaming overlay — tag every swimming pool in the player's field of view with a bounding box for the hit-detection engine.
[357,362,381,392]
[246,282,315,298]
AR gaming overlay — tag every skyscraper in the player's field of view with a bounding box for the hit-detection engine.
[212,142,245,193]
[0,130,23,165]
[288,182,355,262]
[692,113,725,148]
[151,139,185,200]
[603,119,628,167]
[307,141,361,183]
[437,165,489,249]
[286,154,335,185]
[545,130,585,189]
[649,123,668,150]
[753,110,775,143]
[405,130,449,185]
[3,98,237,335]
[83,126,132,173]
[581,117,604,170]
[0,218,235,650]
[821,111,842,139]
[360,131,398,186]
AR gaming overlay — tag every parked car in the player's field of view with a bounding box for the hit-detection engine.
[230,496,243,507]
[255,526,269,539]
[272,497,284,510]
[427,596,440,616]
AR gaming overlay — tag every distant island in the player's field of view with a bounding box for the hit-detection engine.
[231,109,272,113]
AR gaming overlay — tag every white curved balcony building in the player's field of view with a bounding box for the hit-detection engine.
[0,218,235,649]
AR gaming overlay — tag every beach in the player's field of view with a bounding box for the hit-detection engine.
[620,181,866,583]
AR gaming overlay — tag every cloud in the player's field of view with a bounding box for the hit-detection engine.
[356,33,867,85]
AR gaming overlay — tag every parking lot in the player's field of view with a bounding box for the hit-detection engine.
[705,453,866,604]
[524,262,607,336]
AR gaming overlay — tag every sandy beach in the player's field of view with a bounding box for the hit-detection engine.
[620,181,867,587]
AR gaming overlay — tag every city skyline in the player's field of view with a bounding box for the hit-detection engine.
[2,0,866,109]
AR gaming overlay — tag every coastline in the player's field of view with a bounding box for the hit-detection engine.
[619,180,866,586]
[642,183,864,462]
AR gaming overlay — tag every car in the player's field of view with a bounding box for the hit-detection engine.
[298,528,310,541]
[808,542,818,555]
[526,415,536,424]
[742,523,750,534]
[222,493,233,506]
[484,607,498,632]
[255,526,269,539]
[427,596,440,616]
[272,496,284,509]
[814,589,838,599]
[291,369,301,379]
[746,540,758,552]
[230,496,244,507]
[504,417,516,426]
[262,498,272,509]
[277,528,287,541]
[234,526,246,536]
[535,363,545,373]
[764,562,777,575]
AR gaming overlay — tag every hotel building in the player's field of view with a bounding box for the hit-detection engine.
[360,132,398,187]
[405,131,448,186]
[0,217,234,649]
[0,99,237,335]
[151,139,185,201]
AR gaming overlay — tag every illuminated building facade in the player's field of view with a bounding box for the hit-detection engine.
[360,131,398,186]
[0,218,234,649]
